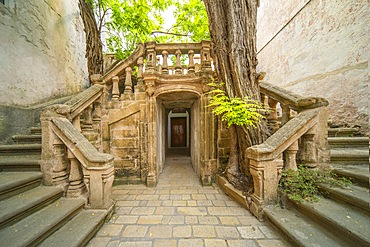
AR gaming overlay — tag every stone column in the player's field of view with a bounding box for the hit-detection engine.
[267,98,279,133]
[112,76,120,101]
[162,50,169,75]
[284,140,299,171]
[66,150,86,197]
[188,50,195,74]
[175,49,182,75]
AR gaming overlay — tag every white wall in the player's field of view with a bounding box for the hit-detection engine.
[257,0,369,134]
[0,0,88,106]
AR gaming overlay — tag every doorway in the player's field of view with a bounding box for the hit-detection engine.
[171,117,187,147]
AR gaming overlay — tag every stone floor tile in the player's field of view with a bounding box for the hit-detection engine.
[136,195,160,200]
[137,215,163,224]
[215,226,240,238]
[115,215,139,224]
[97,224,124,237]
[256,239,292,247]
[192,194,207,200]
[178,206,207,215]
[148,225,172,238]
[130,207,156,215]
[219,216,240,225]
[121,225,148,238]
[159,195,170,200]
[197,200,213,206]
[182,194,191,200]
[167,215,185,224]
[237,226,265,239]
[147,200,162,206]
[187,200,197,206]
[118,241,152,247]
[116,207,133,214]
[173,200,187,206]
[206,194,216,200]
[155,206,175,215]
[116,201,140,207]
[193,225,216,237]
[170,194,183,200]
[185,216,198,224]
[155,189,170,195]
[212,200,226,207]
[178,239,205,247]
[107,240,120,247]
[238,215,262,225]
[86,237,111,247]
[207,207,246,216]
[162,200,173,206]
[225,200,239,206]
[227,240,258,247]
[204,239,228,247]
[198,216,219,224]
[139,201,148,206]
[173,225,192,238]
[153,239,177,247]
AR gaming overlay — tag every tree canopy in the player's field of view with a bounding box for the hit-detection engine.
[86,0,209,59]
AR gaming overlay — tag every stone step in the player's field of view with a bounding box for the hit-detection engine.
[39,209,108,247]
[330,149,369,164]
[291,197,370,247]
[265,206,351,247]
[30,127,42,135]
[328,137,369,148]
[0,185,64,228]
[0,171,43,200]
[0,155,41,171]
[319,183,370,212]
[0,197,85,247]
[328,127,360,137]
[0,144,42,155]
[12,134,42,144]
[331,164,369,187]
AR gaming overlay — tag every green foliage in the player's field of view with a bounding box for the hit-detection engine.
[87,0,209,60]
[279,165,352,203]
[207,83,265,128]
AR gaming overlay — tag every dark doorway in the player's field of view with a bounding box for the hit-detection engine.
[171,117,187,147]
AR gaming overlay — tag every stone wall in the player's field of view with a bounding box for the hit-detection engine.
[0,0,88,107]
[257,0,369,135]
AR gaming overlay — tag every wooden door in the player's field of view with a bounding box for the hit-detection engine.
[171,117,187,147]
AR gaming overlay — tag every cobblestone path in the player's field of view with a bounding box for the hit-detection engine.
[88,156,291,247]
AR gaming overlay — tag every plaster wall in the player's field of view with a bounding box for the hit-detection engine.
[257,0,369,134]
[0,0,88,106]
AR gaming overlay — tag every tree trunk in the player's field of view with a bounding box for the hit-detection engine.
[203,0,267,190]
[79,0,103,78]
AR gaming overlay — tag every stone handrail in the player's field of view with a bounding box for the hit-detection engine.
[41,85,114,210]
[246,81,329,220]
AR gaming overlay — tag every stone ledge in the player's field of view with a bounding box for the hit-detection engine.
[215,174,250,211]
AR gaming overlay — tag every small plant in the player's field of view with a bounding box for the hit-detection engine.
[279,165,351,203]
[207,82,266,127]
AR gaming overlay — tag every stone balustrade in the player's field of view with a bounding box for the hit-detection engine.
[40,85,115,210]
[246,81,330,220]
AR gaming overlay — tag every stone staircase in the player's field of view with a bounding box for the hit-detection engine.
[0,127,109,247]
[264,127,369,247]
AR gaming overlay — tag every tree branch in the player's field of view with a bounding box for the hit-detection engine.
[151,31,190,37]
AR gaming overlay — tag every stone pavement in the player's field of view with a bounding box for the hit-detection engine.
[87,156,291,247]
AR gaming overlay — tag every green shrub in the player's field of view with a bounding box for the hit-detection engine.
[279,165,351,203]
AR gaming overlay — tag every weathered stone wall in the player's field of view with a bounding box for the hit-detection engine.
[257,0,369,135]
[0,0,88,106]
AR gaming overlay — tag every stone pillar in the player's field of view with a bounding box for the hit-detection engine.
[162,50,169,75]
[281,104,291,125]
[136,57,145,92]
[267,98,279,133]
[51,142,69,192]
[145,41,156,73]
[112,76,120,101]
[146,95,157,187]
[188,50,195,74]
[201,40,212,71]
[66,150,86,197]
[284,140,299,171]
[175,49,182,75]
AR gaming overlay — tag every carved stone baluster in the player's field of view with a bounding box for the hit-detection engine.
[136,57,145,92]
[52,142,69,192]
[284,140,299,171]
[175,49,182,75]
[93,98,101,128]
[66,150,86,197]
[82,104,93,132]
[267,98,279,133]
[201,40,212,71]
[188,50,195,74]
[162,50,169,75]
[72,114,81,132]
[112,76,120,101]
[281,104,291,126]
[124,67,133,93]
[299,127,318,167]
